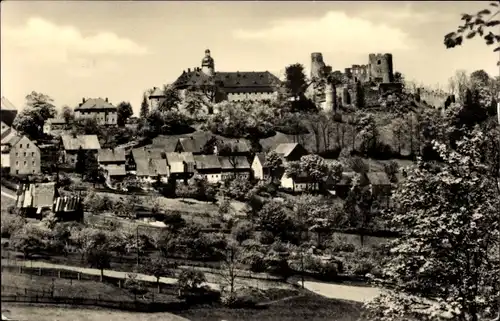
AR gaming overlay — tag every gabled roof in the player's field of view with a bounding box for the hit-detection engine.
[259,132,295,152]
[367,172,391,186]
[165,152,195,165]
[16,182,56,209]
[54,195,82,213]
[254,153,266,166]
[149,87,165,98]
[105,164,127,176]
[98,148,126,163]
[274,143,301,158]
[1,97,17,111]
[178,132,214,153]
[132,146,165,161]
[216,137,251,153]
[152,136,181,153]
[75,98,116,111]
[61,134,100,151]
[136,158,168,177]
[194,155,221,170]
[218,156,250,170]
[0,122,16,142]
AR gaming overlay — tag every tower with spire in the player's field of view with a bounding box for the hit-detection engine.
[201,49,215,77]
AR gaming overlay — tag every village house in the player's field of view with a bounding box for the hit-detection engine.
[131,147,169,182]
[43,118,68,136]
[74,97,117,126]
[152,135,183,153]
[60,134,101,167]
[148,87,166,111]
[251,153,270,181]
[213,137,252,156]
[193,155,222,184]
[280,172,319,193]
[218,155,251,180]
[165,152,195,181]
[1,123,41,176]
[274,143,309,163]
[98,148,127,188]
[16,182,56,218]
[175,132,215,155]
[130,147,165,171]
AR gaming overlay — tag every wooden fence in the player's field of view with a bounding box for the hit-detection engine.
[0,294,187,312]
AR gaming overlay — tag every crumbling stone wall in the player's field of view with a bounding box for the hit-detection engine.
[368,53,394,83]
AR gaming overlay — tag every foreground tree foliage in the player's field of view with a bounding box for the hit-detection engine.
[364,128,500,321]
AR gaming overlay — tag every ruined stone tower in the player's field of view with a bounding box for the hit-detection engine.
[311,52,326,80]
[368,53,393,83]
[201,49,215,76]
[324,81,335,112]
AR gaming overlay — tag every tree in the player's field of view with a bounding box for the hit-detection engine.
[10,223,50,258]
[394,71,405,89]
[356,113,379,156]
[177,269,206,297]
[283,63,309,100]
[285,154,337,192]
[61,105,74,124]
[444,3,500,65]
[219,240,243,303]
[70,227,108,262]
[231,221,254,244]
[364,128,500,321]
[87,247,111,281]
[264,151,283,182]
[124,272,148,300]
[158,84,181,112]
[140,93,150,119]
[75,148,100,183]
[255,200,295,242]
[116,101,133,127]
[142,256,176,293]
[13,91,56,139]
[391,117,410,155]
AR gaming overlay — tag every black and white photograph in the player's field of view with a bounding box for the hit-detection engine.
[0,1,499,320]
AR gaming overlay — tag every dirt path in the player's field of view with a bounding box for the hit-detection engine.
[299,280,381,303]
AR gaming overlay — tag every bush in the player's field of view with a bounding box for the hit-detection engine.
[326,236,357,253]
[352,258,376,277]
[1,213,26,238]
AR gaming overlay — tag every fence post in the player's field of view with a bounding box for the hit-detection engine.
[58,271,61,278]
[38,267,42,276]
[118,280,121,288]
[77,272,81,280]
[19,266,22,274]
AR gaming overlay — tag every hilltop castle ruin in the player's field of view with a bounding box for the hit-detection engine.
[305,52,403,111]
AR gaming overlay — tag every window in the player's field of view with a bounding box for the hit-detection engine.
[20,144,22,148]
[16,170,19,174]
[27,144,30,148]
[32,152,34,157]
[24,161,27,166]
[24,152,26,157]
[377,60,381,65]
[16,161,19,167]
[32,161,35,166]
[16,152,18,157]
[33,169,35,173]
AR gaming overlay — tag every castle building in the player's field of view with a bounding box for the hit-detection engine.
[306,52,401,112]
[172,49,281,106]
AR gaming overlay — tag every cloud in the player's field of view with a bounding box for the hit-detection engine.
[357,4,450,25]
[232,11,413,55]
[2,17,149,64]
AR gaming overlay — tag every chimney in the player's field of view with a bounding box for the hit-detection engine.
[105,97,108,102]
[188,68,191,72]
[82,97,85,103]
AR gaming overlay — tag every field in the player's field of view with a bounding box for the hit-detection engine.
[1,304,189,321]
[177,293,364,321]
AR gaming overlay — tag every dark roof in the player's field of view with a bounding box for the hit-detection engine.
[292,173,316,184]
[194,155,221,170]
[98,148,126,163]
[54,196,82,212]
[215,137,251,153]
[75,98,116,111]
[165,152,195,165]
[173,71,280,93]
[254,153,267,166]
[218,156,251,170]
[152,136,182,153]
[274,143,301,158]
[61,134,100,150]
[136,158,168,177]
[132,147,165,162]
[178,132,214,153]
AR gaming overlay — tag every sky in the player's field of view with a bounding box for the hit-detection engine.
[1,1,498,116]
